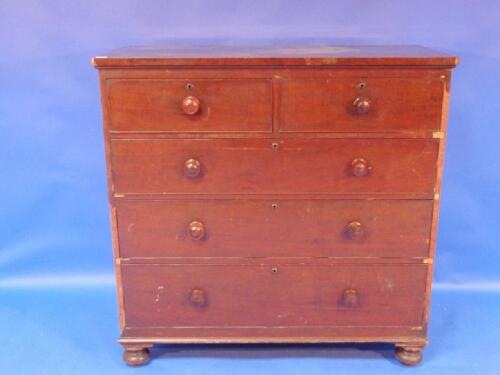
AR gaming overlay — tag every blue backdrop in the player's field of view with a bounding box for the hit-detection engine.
[1,1,499,373]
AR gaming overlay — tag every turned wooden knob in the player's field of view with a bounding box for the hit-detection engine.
[351,158,369,177]
[123,348,150,366]
[345,221,363,239]
[353,97,371,114]
[342,289,359,308]
[187,221,205,240]
[395,346,423,366]
[184,158,201,177]
[181,96,200,115]
[189,288,207,307]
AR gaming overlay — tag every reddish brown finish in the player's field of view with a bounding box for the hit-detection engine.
[341,289,360,308]
[122,347,150,366]
[93,45,458,366]
[115,199,433,258]
[280,78,444,132]
[395,345,424,366]
[181,95,200,115]
[353,97,371,114]
[189,288,207,307]
[110,139,438,195]
[187,220,205,240]
[183,158,201,177]
[351,158,370,177]
[121,263,427,328]
[345,221,363,240]
[92,45,458,67]
[121,326,425,343]
[107,78,272,133]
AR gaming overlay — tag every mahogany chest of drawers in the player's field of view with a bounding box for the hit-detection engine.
[92,45,458,366]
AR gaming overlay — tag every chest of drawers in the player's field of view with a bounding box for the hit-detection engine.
[92,45,458,366]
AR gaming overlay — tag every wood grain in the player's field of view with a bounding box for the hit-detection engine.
[110,138,438,195]
[92,45,458,67]
[115,199,433,258]
[120,263,427,328]
[93,45,458,365]
[107,78,272,133]
[280,77,444,132]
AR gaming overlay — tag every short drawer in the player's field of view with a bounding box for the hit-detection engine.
[110,138,438,195]
[107,78,272,132]
[116,200,433,258]
[121,263,427,328]
[279,77,444,132]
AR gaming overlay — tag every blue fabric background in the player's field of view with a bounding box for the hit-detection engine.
[1,1,499,373]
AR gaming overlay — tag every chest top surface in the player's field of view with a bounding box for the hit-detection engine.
[92,45,458,68]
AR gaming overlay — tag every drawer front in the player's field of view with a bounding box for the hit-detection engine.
[280,78,444,132]
[117,200,433,258]
[121,264,427,328]
[110,139,438,195]
[107,79,272,132]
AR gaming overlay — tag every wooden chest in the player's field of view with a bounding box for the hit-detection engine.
[92,45,458,366]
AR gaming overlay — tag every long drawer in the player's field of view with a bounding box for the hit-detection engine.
[110,138,438,195]
[116,199,433,258]
[121,263,427,328]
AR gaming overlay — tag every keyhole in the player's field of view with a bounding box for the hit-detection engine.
[357,82,366,90]
[186,83,195,91]
[271,203,279,210]
[272,142,279,150]
[271,267,278,273]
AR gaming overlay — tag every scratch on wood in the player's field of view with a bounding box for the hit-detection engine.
[432,131,444,139]
[155,285,165,304]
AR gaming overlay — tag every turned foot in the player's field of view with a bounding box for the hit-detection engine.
[395,345,423,366]
[123,347,150,366]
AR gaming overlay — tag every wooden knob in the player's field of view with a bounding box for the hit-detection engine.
[189,288,207,307]
[187,221,205,240]
[351,158,369,177]
[345,221,363,239]
[182,96,200,115]
[353,97,371,114]
[184,158,201,177]
[342,289,359,308]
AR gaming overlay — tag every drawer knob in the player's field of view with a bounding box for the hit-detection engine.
[184,158,201,177]
[345,221,363,239]
[342,289,359,308]
[353,97,371,114]
[182,95,200,115]
[189,288,207,307]
[351,158,369,177]
[187,221,205,240]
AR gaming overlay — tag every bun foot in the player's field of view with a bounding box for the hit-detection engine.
[123,347,150,366]
[395,345,423,366]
